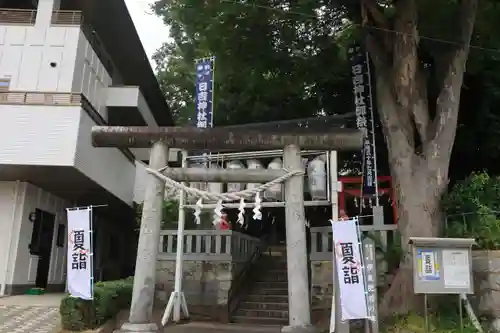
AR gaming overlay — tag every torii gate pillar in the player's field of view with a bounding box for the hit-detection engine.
[120,141,168,333]
[282,144,315,333]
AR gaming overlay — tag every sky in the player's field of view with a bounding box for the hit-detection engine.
[125,0,170,68]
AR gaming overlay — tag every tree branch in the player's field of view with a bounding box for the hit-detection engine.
[412,68,430,144]
[362,0,392,70]
[392,0,419,110]
[426,0,478,158]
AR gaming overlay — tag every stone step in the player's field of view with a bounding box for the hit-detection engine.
[248,288,288,296]
[255,266,288,276]
[253,281,288,289]
[235,308,289,319]
[239,301,289,311]
[231,315,288,326]
[255,273,288,282]
[246,294,289,303]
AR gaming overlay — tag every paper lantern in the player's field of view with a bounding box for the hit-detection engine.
[307,154,327,200]
[207,163,223,200]
[264,158,283,201]
[246,159,264,191]
[189,162,208,202]
[226,160,245,193]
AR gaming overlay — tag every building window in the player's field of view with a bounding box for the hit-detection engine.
[0,78,10,92]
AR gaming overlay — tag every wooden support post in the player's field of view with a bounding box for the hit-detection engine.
[120,141,168,333]
[330,151,350,333]
[282,144,317,333]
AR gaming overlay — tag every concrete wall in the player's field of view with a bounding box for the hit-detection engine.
[0,24,79,92]
[0,181,18,296]
[0,105,80,166]
[74,109,136,205]
[72,30,112,120]
[310,260,334,325]
[156,260,244,321]
[0,181,70,296]
[471,250,500,329]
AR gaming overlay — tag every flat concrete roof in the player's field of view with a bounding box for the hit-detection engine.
[68,0,174,126]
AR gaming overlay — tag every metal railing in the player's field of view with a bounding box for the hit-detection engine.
[0,91,82,105]
[0,9,36,25]
[51,10,83,25]
[158,229,260,262]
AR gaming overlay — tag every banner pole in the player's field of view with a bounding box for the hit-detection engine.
[354,217,371,328]
[89,207,95,323]
[365,51,379,205]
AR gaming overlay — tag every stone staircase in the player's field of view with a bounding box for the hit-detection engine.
[232,246,289,326]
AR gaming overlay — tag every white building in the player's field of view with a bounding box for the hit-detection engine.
[0,0,176,296]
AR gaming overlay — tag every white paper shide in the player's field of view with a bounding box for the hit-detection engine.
[332,219,368,320]
[66,208,93,300]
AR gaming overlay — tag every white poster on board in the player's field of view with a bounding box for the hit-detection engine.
[443,249,470,288]
[332,219,368,320]
[66,208,93,300]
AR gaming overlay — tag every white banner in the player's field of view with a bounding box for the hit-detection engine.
[332,219,368,320]
[66,208,93,300]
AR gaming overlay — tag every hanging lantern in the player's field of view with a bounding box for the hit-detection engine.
[207,163,223,202]
[307,154,327,200]
[246,159,264,191]
[226,160,245,193]
[264,158,283,201]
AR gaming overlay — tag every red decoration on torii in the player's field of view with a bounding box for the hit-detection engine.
[338,175,397,225]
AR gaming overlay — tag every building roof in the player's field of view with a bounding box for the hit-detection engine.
[71,0,174,126]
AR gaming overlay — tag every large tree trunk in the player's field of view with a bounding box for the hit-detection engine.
[363,0,479,311]
[374,75,451,314]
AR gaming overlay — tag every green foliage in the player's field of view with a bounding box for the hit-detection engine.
[442,172,500,250]
[382,312,478,333]
[151,0,355,127]
[59,277,133,331]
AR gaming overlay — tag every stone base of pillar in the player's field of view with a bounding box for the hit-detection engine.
[115,322,159,333]
[281,324,319,333]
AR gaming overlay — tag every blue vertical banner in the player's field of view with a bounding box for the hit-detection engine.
[348,44,378,197]
[195,57,215,129]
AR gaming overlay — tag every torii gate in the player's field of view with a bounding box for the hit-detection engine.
[91,124,362,333]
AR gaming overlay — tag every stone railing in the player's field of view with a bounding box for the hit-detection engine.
[309,224,398,261]
[158,229,260,262]
[0,9,36,25]
[309,223,398,317]
[156,230,260,321]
